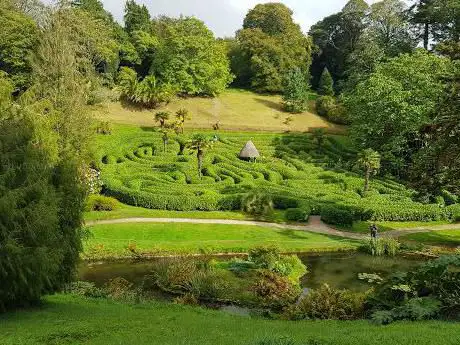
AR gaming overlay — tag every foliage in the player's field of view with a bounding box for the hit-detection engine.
[151,17,233,96]
[66,281,106,298]
[288,284,367,320]
[315,96,349,125]
[124,0,150,34]
[282,68,310,113]
[346,50,452,177]
[320,204,359,226]
[242,192,274,217]
[0,1,38,89]
[360,238,400,257]
[251,270,301,310]
[357,149,381,193]
[285,208,311,222]
[85,195,119,212]
[318,68,334,96]
[187,133,214,179]
[368,255,460,320]
[96,121,112,135]
[232,3,311,93]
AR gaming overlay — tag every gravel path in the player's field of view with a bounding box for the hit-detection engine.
[86,216,460,240]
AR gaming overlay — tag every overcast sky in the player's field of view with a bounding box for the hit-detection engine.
[44,0,394,37]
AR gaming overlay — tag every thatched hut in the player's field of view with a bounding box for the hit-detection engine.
[239,140,260,162]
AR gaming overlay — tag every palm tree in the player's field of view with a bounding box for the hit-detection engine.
[154,111,170,128]
[187,134,213,179]
[175,108,190,134]
[358,149,381,193]
[311,127,326,152]
[160,128,171,153]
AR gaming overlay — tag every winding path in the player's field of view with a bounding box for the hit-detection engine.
[85,216,460,240]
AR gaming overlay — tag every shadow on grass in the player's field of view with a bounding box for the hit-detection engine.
[254,98,284,112]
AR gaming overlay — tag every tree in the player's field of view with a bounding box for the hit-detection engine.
[175,108,190,134]
[154,111,170,129]
[367,0,416,57]
[282,68,310,113]
[159,127,171,153]
[187,134,213,179]
[1,3,95,309]
[134,75,176,108]
[309,0,369,90]
[0,1,38,89]
[318,68,334,96]
[311,128,327,152]
[124,0,150,35]
[233,3,311,93]
[151,17,233,96]
[346,50,452,176]
[358,149,381,193]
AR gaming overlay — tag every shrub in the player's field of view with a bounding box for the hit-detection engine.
[448,204,460,221]
[289,284,367,320]
[242,192,274,216]
[104,277,141,302]
[85,195,119,212]
[441,190,458,206]
[96,121,112,135]
[66,281,106,298]
[320,204,355,226]
[151,258,198,292]
[251,270,301,310]
[173,293,199,306]
[190,269,229,300]
[360,238,400,257]
[315,96,335,117]
[285,207,311,222]
[248,247,282,270]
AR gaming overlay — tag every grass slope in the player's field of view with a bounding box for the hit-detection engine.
[400,230,460,247]
[92,88,344,133]
[84,223,357,258]
[2,294,460,345]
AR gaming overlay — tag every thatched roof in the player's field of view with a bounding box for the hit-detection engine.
[239,140,260,159]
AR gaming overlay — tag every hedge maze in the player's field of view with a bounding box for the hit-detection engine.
[96,126,455,224]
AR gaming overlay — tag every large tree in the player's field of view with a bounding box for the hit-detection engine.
[346,50,452,176]
[232,3,311,93]
[124,0,150,35]
[151,17,233,96]
[1,2,95,309]
[309,0,369,90]
[0,1,38,90]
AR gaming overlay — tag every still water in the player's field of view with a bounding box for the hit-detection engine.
[79,252,423,292]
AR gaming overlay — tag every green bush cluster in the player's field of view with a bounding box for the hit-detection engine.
[285,208,311,222]
[315,96,349,125]
[95,129,451,222]
[367,255,460,323]
[85,195,119,212]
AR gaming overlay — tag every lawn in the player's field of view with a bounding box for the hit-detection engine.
[83,222,357,259]
[84,203,250,222]
[400,229,460,247]
[92,88,344,133]
[1,294,459,345]
[341,220,454,234]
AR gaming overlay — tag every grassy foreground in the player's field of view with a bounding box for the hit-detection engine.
[1,294,460,345]
[83,223,357,258]
[93,88,343,133]
[400,229,460,247]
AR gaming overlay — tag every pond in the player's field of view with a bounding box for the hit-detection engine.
[78,252,424,292]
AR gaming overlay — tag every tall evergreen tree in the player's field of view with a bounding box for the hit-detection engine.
[318,67,334,96]
[124,0,151,35]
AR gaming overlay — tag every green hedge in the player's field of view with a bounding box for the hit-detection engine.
[285,207,311,222]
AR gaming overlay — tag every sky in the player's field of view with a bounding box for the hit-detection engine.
[44,0,387,37]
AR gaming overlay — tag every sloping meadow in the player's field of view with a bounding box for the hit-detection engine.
[95,125,454,223]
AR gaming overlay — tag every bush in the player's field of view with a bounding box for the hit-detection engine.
[448,204,460,221]
[251,270,301,310]
[190,269,229,300]
[66,281,106,298]
[242,192,274,216]
[360,238,400,257]
[320,204,357,226]
[151,258,198,292]
[85,195,119,212]
[288,284,367,320]
[96,121,112,135]
[441,190,458,206]
[315,96,335,117]
[285,207,311,222]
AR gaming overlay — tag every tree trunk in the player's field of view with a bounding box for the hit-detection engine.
[423,22,429,50]
[364,168,370,193]
[163,139,166,152]
[197,150,203,179]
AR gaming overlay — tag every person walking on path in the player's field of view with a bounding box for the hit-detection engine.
[370,223,378,239]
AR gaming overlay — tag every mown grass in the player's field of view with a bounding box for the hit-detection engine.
[400,230,460,247]
[92,88,344,133]
[1,294,460,345]
[341,220,454,234]
[84,203,250,222]
[83,223,357,259]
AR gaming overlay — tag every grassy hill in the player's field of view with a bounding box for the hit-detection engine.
[2,294,460,345]
[92,89,344,133]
